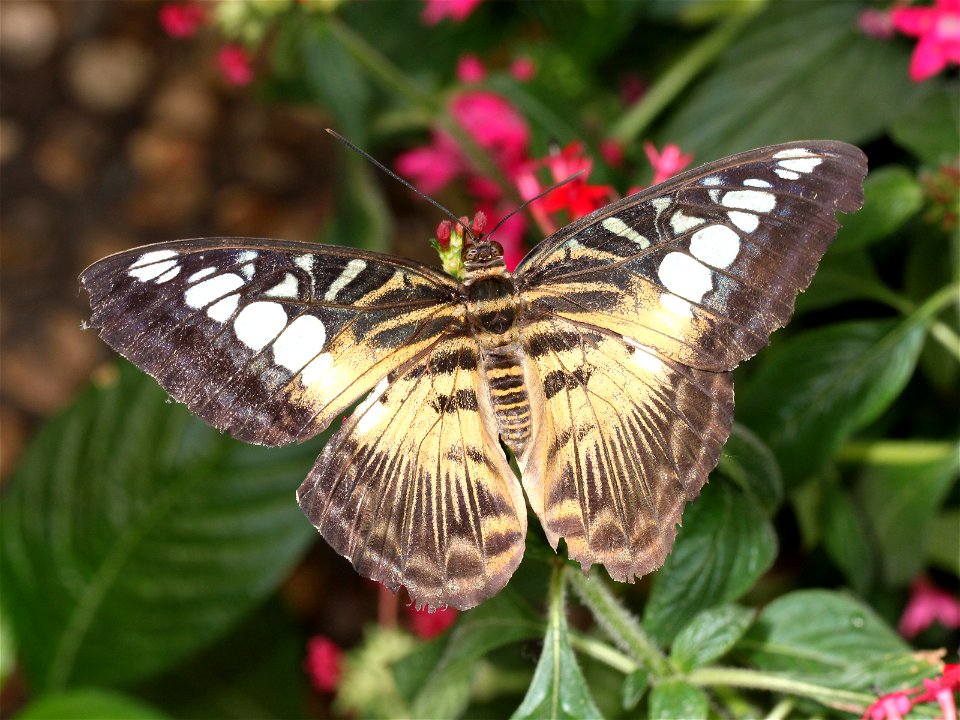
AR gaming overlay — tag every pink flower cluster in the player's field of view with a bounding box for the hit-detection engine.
[396,55,691,270]
[863,664,960,720]
[158,2,255,86]
[861,0,960,81]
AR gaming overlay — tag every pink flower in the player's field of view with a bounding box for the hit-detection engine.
[510,56,536,82]
[898,576,960,638]
[600,138,625,168]
[217,45,254,86]
[457,54,486,83]
[863,691,913,720]
[305,636,343,693]
[158,2,206,38]
[422,0,484,25]
[913,669,959,720]
[395,90,529,198]
[406,605,458,638]
[516,142,615,235]
[644,141,693,185]
[891,0,960,81]
[859,8,897,39]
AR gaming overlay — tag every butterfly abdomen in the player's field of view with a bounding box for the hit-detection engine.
[482,344,531,456]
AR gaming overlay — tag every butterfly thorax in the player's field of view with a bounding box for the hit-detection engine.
[462,239,531,456]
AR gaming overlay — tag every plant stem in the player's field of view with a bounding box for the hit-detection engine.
[837,439,957,465]
[610,4,764,144]
[566,568,671,678]
[686,666,872,714]
[568,633,638,675]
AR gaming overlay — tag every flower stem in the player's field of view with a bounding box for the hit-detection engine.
[566,568,671,678]
[610,3,764,144]
[836,439,957,465]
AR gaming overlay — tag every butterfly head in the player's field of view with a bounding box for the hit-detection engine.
[462,238,506,275]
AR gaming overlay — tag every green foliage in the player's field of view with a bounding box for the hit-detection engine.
[4,0,958,718]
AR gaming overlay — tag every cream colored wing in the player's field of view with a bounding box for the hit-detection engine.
[297,332,527,610]
[518,316,733,580]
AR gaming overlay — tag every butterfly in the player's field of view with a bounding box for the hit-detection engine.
[81,140,867,610]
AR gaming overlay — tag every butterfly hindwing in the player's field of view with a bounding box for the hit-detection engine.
[296,332,527,610]
[516,141,868,371]
[81,238,461,446]
[518,317,733,580]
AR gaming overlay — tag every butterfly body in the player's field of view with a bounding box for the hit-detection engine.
[81,140,868,610]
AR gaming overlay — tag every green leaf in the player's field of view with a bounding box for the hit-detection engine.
[670,604,755,671]
[643,481,777,646]
[136,600,309,720]
[18,690,168,720]
[717,423,783,514]
[819,468,875,595]
[512,568,603,720]
[890,86,960,165]
[928,509,960,574]
[856,441,960,584]
[0,600,15,687]
[396,590,544,719]
[0,363,321,690]
[833,167,924,253]
[621,670,649,711]
[739,590,938,692]
[795,249,888,316]
[738,319,926,489]
[657,2,928,160]
[647,681,708,720]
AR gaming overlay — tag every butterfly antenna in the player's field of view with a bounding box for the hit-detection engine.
[326,128,475,240]
[487,170,585,239]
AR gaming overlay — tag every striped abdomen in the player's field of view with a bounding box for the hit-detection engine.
[482,344,531,456]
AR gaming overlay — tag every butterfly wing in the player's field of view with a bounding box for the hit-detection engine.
[516,141,868,371]
[515,140,867,578]
[296,331,527,610]
[81,238,462,446]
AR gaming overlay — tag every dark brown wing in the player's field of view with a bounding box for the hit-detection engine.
[81,238,463,446]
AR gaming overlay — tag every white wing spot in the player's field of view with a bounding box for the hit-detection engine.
[773,148,813,159]
[237,250,259,263]
[690,224,740,269]
[128,250,178,282]
[744,178,772,188]
[630,344,663,373]
[775,168,801,180]
[207,294,240,322]
[778,157,822,174]
[657,252,713,303]
[265,273,299,299]
[185,272,245,309]
[241,263,255,280]
[354,377,390,436]
[324,259,367,302]
[669,209,706,235]
[294,255,315,273]
[659,293,693,317]
[728,211,759,233]
[155,265,181,283]
[272,315,326,372]
[722,189,776,213]
[601,217,650,247]
[188,267,216,283]
[233,301,287,351]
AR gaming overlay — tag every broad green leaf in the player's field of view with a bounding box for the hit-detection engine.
[396,589,544,719]
[0,600,15,687]
[136,600,308,720]
[928,509,960,574]
[0,363,320,690]
[738,319,926,489]
[833,167,924,253]
[739,590,938,692]
[670,604,755,671]
[819,468,875,595]
[643,481,776,645]
[717,423,783,514]
[512,569,603,720]
[18,690,167,720]
[621,670,649,711]
[657,2,928,160]
[857,441,960,584]
[795,249,888,316]
[890,86,960,165]
[648,681,708,720]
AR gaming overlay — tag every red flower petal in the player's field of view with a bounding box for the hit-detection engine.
[305,636,343,693]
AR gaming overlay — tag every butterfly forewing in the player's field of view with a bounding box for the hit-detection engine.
[81,238,461,446]
[516,141,868,371]
[296,331,527,610]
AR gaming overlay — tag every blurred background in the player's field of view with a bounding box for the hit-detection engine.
[1,1,957,719]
